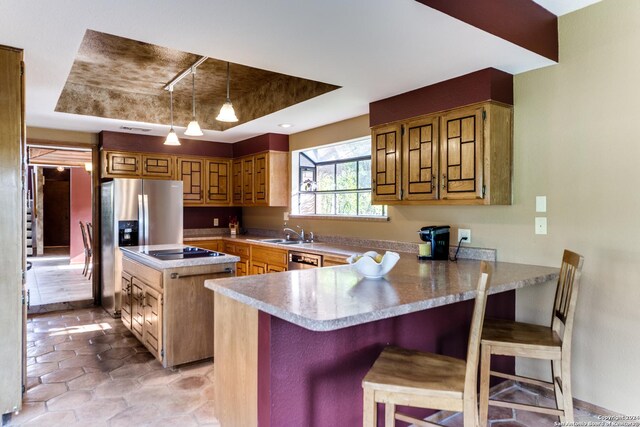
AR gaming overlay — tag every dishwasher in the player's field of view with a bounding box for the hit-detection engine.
[288,251,323,269]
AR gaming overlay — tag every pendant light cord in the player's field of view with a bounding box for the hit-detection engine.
[169,86,174,130]
[225,62,231,101]
[191,69,196,118]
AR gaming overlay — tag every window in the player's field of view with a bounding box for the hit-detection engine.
[291,137,386,218]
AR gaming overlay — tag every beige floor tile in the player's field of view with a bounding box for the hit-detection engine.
[109,362,152,379]
[36,349,76,363]
[26,362,59,377]
[5,402,46,426]
[74,397,127,421]
[152,414,199,427]
[138,368,182,386]
[22,410,77,426]
[45,390,93,411]
[169,375,210,391]
[67,371,110,390]
[40,367,84,384]
[108,404,160,427]
[192,400,218,424]
[94,378,141,399]
[23,383,67,402]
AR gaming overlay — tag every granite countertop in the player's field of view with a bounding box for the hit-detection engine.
[121,244,240,270]
[205,255,559,332]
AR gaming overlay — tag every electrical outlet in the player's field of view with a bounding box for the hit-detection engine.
[283,212,289,221]
[458,228,471,244]
[535,217,547,235]
[536,196,547,213]
[213,218,219,227]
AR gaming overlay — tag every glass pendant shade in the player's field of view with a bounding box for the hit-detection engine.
[216,100,238,122]
[184,120,203,136]
[164,128,180,146]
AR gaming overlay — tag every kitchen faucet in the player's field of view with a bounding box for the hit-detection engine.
[283,225,305,241]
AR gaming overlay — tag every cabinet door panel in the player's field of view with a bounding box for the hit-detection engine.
[143,286,162,359]
[142,154,173,179]
[371,124,402,202]
[440,107,484,200]
[131,279,144,340]
[242,157,254,204]
[267,265,287,273]
[403,116,439,201]
[121,274,132,330]
[178,158,204,204]
[236,260,248,276]
[205,159,231,205]
[250,261,266,275]
[232,160,243,205]
[254,154,268,205]
[104,151,141,177]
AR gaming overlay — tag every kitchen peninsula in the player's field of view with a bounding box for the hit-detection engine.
[205,255,558,426]
[120,245,239,368]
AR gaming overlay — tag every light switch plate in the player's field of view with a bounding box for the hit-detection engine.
[283,212,289,221]
[536,196,547,213]
[535,217,547,235]
[458,228,471,244]
[213,218,219,227]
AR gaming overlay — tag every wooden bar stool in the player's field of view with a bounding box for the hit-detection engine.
[362,262,492,427]
[479,250,584,425]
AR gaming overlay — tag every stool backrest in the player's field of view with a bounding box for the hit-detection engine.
[79,221,89,252]
[552,250,584,352]
[463,261,492,415]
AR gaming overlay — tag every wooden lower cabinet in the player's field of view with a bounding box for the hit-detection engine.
[251,245,288,274]
[250,261,267,275]
[189,239,224,252]
[224,241,250,277]
[322,254,348,267]
[121,256,235,367]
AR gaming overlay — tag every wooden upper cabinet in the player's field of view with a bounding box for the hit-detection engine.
[372,123,403,202]
[371,102,512,205]
[177,158,205,205]
[440,106,484,200]
[232,160,243,205]
[402,115,439,201]
[254,153,268,205]
[141,153,174,179]
[252,151,288,207]
[242,157,254,205]
[205,159,231,205]
[103,151,141,177]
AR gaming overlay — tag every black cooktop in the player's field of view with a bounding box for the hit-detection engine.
[143,246,225,260]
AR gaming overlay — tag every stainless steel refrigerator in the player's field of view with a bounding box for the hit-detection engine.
[101,179,183,317]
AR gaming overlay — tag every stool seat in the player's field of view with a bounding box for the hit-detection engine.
[363,346,466,399]
[482,318,562,357]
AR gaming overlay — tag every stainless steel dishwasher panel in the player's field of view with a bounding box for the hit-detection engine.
[288,251,323,270]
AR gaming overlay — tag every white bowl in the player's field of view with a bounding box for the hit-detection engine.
[347,251,400,279]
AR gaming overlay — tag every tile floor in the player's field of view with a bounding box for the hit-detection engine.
[8,307,608,427]
[27,249,92,307]
[10,308,219,426]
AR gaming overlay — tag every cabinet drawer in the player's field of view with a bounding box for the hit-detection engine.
[123,258,162,290]
[252,246,287,267]
[142,154,174,179]
[323,254,348,266]
[225,241,250,258]
[188,239,223,252]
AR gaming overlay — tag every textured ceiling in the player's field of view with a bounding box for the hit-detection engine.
[55,30,340,131]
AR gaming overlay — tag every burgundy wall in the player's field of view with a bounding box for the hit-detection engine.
[183,206,242,229]
[369,68,513,127]
[232,133,289,157]
[259,290,515,427]
[69,167,92,263]
[417,0,558,61]
[99,131,233,158]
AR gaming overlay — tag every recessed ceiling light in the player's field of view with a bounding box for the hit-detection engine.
[278,123,293,128]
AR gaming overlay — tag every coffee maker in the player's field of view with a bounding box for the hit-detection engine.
[417,225,450,260]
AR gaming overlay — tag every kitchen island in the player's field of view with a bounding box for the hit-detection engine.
[120,245,239,367]
[205,255,558,426]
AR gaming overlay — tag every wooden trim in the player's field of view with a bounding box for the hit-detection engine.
[26,137,97,148]
[489,399,564,416]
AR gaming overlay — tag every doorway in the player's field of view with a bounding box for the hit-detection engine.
[27,146,96,313]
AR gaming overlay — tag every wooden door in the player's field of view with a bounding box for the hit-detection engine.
[242,157,254,205]
[267,264,287,273]
[250,261,267,275]
[131,278,145,340]
[121,273,132,330]
[440,106,484,200]
[205,159,231,205]
[141,154,174,179]
[371,123,402,202]
[254,153,268,205]
[143,285,163,360]
[236,260,249,276]
[232,159,243,205]
[177,158,204,205]
[104,151,141,177]
[403,116,439,201]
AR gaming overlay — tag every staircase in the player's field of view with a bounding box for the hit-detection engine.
[26,199,33,256]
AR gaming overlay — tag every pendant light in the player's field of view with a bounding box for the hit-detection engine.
[184,68,203,136]
[164,86,181,146]
[216,62,239,122]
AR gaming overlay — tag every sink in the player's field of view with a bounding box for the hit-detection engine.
[250,238,308,245]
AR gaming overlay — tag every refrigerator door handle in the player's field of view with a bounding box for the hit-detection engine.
[138,194,146,246]
[143,194,150,246]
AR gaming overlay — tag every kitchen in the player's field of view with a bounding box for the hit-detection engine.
[1,0,639,426]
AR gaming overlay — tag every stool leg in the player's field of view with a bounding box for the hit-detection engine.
[478,344,491,426]
[551,359,565,423]
[561,357,574,423]
[385,403,395,427]
[363,388,377,427]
